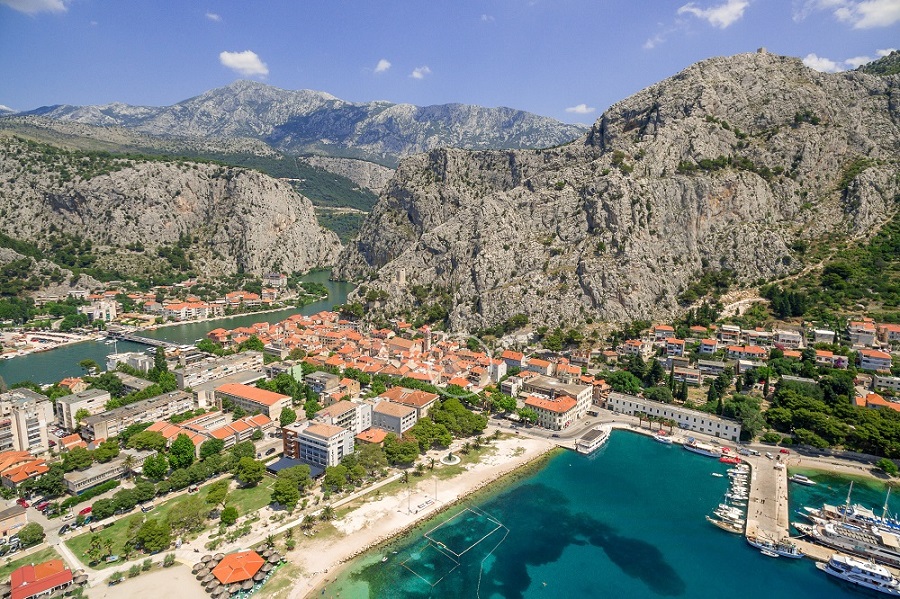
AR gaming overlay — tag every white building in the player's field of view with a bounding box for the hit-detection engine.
[314,400,372,435]
[282,422,354,468]
[606,392,742,441]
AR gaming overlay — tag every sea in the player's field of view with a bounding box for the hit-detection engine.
[0,269,353,386]
[320,430,895,598]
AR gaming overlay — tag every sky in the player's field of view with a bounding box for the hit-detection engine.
[0,0,897,124]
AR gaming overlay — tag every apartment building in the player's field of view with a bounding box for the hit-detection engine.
[81,391,194,441]
[0,389,54,454]
[859,349,893,373]
[175,351,264,390]
[215,383,291,421]
[378,387,439,419]
[371,401,417,435]
[314,400,372,435]
[523,394,579,431]
[282,422,354,468]
[521,376,592,418]
[56,389,110,431]
[62,449,154,494]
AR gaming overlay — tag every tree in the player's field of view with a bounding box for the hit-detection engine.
[383,434,419,466]
[154,347,168,373]
[127,431,167,453]
[606,370,642,395]
[62,446,93,471]
[323,465,348,492]
[251,429,263,441]
[644,387,673,404]
[168,495,207,533]
[221,505,239,526]
[112,488,138,513]
[142,454,168,480]
[320,505,335,521]
[271,478,300,511]
[18,522,44,547]
[137,518,171,552]
[199,438,224,460]
[205,480,230,508]
[231,441,255,460]
[877,458,899,476]
[357,444,388,475]
[79,359,99,373]
[234,457,264,487]
[279,407,297,427]
[643,358,666,387]
[168,434,196,470]
[279,465,313,491]
[134,481,156,503]
[93,498,116,520]
[518,407,538,425]
[93,439,121,463]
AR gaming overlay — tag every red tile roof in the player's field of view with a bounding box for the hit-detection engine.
[524,394,577,414]
[11,559,72,599]
[212,551,265,585]
[216,383,290,406]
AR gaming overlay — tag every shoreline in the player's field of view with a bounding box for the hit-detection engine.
[291,436,558,599]
[137,304,307,332]
[0,331,105,362]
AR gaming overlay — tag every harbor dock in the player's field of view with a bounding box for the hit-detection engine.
[744,456,790,542]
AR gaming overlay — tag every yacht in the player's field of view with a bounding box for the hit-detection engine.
[794,520,900,568]
[576,425,612,454]
[706,515,743,534]
[683,438,722,458]
[789,474,816,486]
[817,554,900,596]
[747,535,804,559]
[654,432,674,444]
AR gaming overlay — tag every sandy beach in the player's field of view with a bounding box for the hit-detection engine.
[285,435,555,599]
[90,563,207,599]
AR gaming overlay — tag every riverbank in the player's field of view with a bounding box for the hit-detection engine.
[0,330,105,362]
[137,304,304,333]
[289,435,556,599]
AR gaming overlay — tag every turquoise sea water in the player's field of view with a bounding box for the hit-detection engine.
[322,431,891,598]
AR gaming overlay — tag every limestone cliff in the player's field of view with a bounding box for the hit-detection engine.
[336,51,900,330]
[0,136,341,278]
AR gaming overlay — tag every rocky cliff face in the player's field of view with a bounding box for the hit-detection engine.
[24,81,586,166]
[0,136,341,277]
[336,51,900,330]
[299,156,395,194]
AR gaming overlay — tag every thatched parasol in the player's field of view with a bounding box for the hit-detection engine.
[196,567,210,579]
[241,580,254,591]
[260,562,273,572]
[261,549,272,558]
[202,574,216,585]
[207,559,220,569]
[229,582,242,594]
[210,587,225,597]
[201,554,213,563]
[213,553,225,561]
[267,553,281,564]
[253,571,266,582]
[193,563,205,573]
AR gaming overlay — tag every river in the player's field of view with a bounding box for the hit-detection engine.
[0,269,353,386]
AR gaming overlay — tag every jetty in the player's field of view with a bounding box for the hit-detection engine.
[106,329,183,350]
[744,456,789,541]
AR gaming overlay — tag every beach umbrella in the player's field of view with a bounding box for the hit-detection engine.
[202,555,213,563]
[267,553,281,563]
[205,581,219,594]
[229,583,242,594]
[202,574,216,585]
[253,571,266,582]
[241,580,254,591]
[210,587,224,597]
[261,549,272,558]
[196,568,210,579]
[214,553,225,561]
[260,563,273,572]
[207,559,220,569]
[193,563,205,573]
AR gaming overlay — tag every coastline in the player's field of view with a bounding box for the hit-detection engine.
[137,304,306,332]
[0,331,105,361]
[290,435,558,599]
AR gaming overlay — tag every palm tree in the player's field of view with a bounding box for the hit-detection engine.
[122,453,136,479]
[635,411,645,428]
[401,471,410,484]
[265,534,275,547]
[320,505,335,521]
[474,435,484,449]
[429,457,435,471]
[300,515,315,531]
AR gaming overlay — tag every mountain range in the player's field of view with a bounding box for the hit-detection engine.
[20,81,587,167]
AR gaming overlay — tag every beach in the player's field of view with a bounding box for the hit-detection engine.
[285,434,555,599]
[90,564,207,599]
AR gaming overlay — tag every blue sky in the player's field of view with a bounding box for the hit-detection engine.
[0,0,897,124]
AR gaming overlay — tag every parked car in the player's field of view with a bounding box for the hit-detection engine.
[765,452,774,460]
[78,506,92,516]
[779,448,791,454]
[36,501,50,512]
[15,498,28,508]
[58,524,69,534]
[63,513,74,521]
[265,448,277,456]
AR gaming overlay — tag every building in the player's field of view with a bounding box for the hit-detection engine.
[62,449,154,494]
[697,360,727,376]
[0,389,54,454]
[726,345,768,361]
[371,401,417,435]
[774,329,803,349]
[879,324,900,344]
[314,400,372,435]
[0,504,26,539]
[175,351,265,390]
[698,339,718,355]
[812,329,836,345]
[212,550,265,586]
[718,324,741,343]
[379,387,439,419]
[56,389,110,431]
[113,372,155,394]
[305,371,341,395]
[665,338,686,357]
[858,349,893,373]
[263,273,288,288]
[620,339,652,358]
[874,375,900,393]
[523,394,578,431]
[207,414,274,449]
[10,559,73,599]
[0,451,49,488]
[81,391,194,441]
[78,299,117,322]
[848,321,877,347]
[525,358,555,376]
[652,325,675,341]
[500,350,525,369]
[192,370,267,410]
[282,422,354,468]
[521,376,592,416]
[606,392,742,441]
[215,383,291,422]
[673,367,702,385]
[106,351,154,373]
[855,392,900,413]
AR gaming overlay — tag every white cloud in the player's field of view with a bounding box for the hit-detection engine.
[877,47,898,56]
[801,51,885,72]
[843,54,873,67]
[480,13,495,22]
[677,0,749,28]
[565,103,596,114]
[0,0,68,14]
[219,50,269,77]
[795,0,900,28]
[374,59,391,74]
[205,11,221,22]
[410,66,432,79]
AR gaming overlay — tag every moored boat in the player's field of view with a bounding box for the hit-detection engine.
[789,474,816,486]
[654,432,674,444]
[706,515,743,534]
[684,438,722,458]
[576,425,612,454]
[817,553,900,596]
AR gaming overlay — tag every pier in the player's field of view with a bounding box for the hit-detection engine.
[744,456,790,541]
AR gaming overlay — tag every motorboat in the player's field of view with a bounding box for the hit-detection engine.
[789,474,817,486]
[817,553,900,596]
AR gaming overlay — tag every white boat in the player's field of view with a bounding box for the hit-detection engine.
[706,515,743,534]
[789,474,816,486]
[711,473,724,478]
[654,432,674,444]
[576,425,612,454]
[774,540,805,559]
[817,554,900,596]
[683,438,722,458]
[760,549,779,558]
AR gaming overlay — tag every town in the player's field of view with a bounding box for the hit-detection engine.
[1,303,899,597]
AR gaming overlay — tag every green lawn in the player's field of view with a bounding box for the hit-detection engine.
[66,475,276,570]
[0,547,62,580]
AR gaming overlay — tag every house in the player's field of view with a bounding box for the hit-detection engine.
[858,349,893,373]
[726,345,768,361]
[524,394,579,431]
[874,375,900,393]
[0,451,49,488]
[263,273,288,288]
[855,392,900,413]
[10,559,73,599]
[371,401,417,435]
[744,330,773,347]
[57,377,88,394]
[0,504,26,540]
[774,329,803,349]
[673,367,702,385]
[500,376,524,398]
[379,387,439,419]
[652,325,674,341]
[282,422,354,468]
[525,357,555,377]
[697,360,727,376]
[718,325,741,343]
[698,339,718,355]
[215,383,291,422]
[812,329,836,345]
[879,324,900,344]
[620,339,651,358]
[848,321,877,347]
[305,371,341,396]
[665,338,686,357]
[355,428,388,445]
